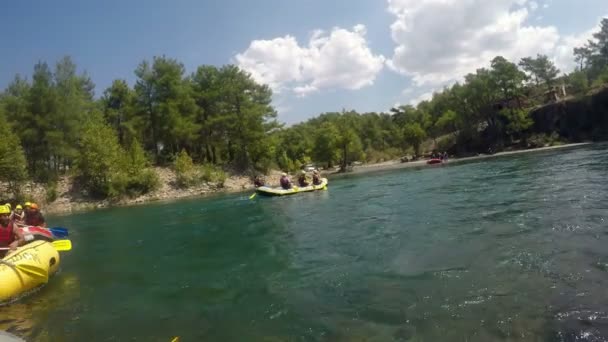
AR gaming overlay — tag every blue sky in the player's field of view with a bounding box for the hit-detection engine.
[1,0,607,124]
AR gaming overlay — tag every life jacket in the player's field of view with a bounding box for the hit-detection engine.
[280,176,291,189]
[25,212,45,227]
[313,174,321,185]
[11,211,24,223]
[298,175,309,187]
[0,221,14,247]
[19,226,54,243]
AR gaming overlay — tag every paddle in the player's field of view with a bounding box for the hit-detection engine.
[0,259,48,282]
[48,227,69,238]
[249,193,256,200]
[52,240,72,252]
[0,239,72,252]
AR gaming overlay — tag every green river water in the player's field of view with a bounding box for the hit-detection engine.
[2,144,608,341]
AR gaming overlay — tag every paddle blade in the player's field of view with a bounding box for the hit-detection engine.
[249,193,256,200]
[171,338,180,342]
[52,240,72,251]
[49,227,69,238]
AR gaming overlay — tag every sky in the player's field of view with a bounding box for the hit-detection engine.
[1,0,607,124]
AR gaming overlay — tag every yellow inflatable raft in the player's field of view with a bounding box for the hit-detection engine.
[256,178,328,196]
[0,240,60,303]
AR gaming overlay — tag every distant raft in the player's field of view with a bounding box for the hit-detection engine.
[256,178,328,196]
[427,158,443,165]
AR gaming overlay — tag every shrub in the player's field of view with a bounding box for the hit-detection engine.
[174,150,226,188]
[174,150,196,188]
[45,181,58,203]
[527,132,562,148]
[199,164,226,187]
[76,114,159,199]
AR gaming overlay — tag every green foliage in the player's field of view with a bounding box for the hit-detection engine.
[435,110,458,133]
[403,123,427,156]
[174,150,225,188]
[567,71,589,95]
[121,140,159,196]
[118,168,160,197]
[527,132,562,148]
[0,111,28,195]
[312,122,340,167]
[490,56,527,100]
[45,181,58,203]
[591,66,608,88]
[500,109,533,137]
[134,57,199,164]
[75,112,124,197]
[199,164,226,186]
[519,54,560,88]
[365,147,402,163]
[1,42,606,195]
[174,150,196,188]
[575,18,608,80]
[102,79,137,146]
[75,113,158,198]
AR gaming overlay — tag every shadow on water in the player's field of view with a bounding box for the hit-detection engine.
[5,143,608,341]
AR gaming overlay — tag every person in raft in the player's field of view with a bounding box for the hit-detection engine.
[280,172,292,189]
[253,175,265,187]
[297,170,310,187]
[0,205,18,257]
[312,169,322,185]
[24,203,46,228]
[10,204,24,224]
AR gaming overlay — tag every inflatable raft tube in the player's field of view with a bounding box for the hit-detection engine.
[427,158,443,165]
[256,178,328,196]
[0,241,60,303]
[0,331,25,342]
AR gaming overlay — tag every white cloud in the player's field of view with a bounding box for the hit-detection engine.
[409,91,434,106]
[529,1,539,12]
[387,0,560,87]
[235,25,385,97]
[387,0,606,106]
[553,23,601,73]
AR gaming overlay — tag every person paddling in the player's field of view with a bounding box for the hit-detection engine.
[24,203,46,228]
[297,170,310,187]
[0,205,18,258]
[253,175,265,188]
[11,204,24,224]
[312,169,322,185]
[280,172,292,190]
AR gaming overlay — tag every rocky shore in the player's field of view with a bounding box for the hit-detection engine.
[2,142,591,215]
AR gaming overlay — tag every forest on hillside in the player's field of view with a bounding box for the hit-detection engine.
[1,18,607,200]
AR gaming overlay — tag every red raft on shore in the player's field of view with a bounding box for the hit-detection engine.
[427,158,443,165]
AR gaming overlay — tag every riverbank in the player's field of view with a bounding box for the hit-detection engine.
[9,169,284,215]
[329,142,592,177]
[3,142,591,215]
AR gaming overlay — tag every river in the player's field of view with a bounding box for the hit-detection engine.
[1,144,608,341]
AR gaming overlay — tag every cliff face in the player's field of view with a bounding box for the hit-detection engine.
[530,87,608,141]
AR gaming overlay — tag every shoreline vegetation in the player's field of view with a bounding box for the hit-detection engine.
[3,142,591,215]
[1,19,607,215]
